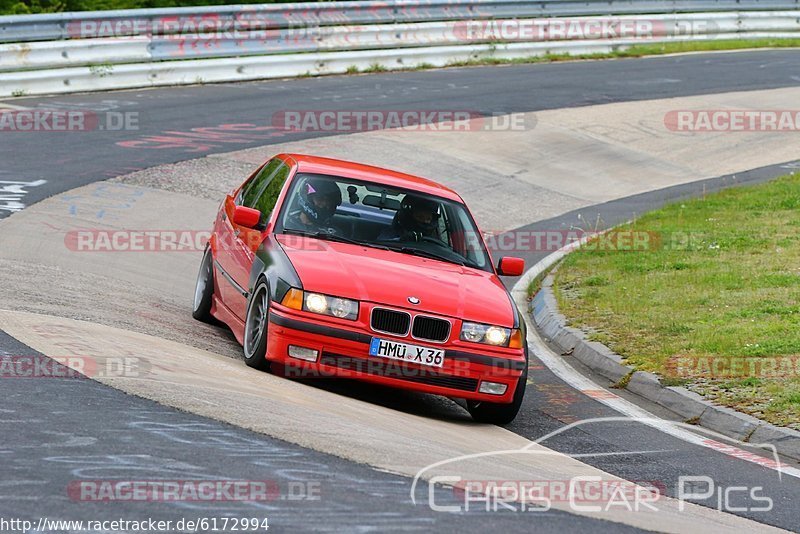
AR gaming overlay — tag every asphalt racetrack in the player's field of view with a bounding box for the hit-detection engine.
[1,51,800,532]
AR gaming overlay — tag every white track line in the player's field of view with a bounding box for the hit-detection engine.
[0,102,29,111]
[512,248,800,481]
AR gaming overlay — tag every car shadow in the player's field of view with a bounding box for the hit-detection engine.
[286,375,474,423]
[197,319,476,424]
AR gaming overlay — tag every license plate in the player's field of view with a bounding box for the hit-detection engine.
[369,337,445,368]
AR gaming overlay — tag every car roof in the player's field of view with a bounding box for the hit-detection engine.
[277,153,463,203]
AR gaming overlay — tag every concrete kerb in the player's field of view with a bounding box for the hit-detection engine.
[512,240,800,462]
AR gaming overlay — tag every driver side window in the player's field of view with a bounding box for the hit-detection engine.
[239,158,290,216]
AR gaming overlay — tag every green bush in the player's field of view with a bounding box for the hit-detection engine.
[1,0,312,15]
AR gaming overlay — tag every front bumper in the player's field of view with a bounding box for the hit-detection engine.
[266,306,526,404]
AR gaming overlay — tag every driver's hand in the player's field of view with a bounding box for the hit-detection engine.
[401,230,422,242]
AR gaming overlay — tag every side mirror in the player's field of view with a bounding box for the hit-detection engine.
[233,206,262,229]
[497,256,525,277]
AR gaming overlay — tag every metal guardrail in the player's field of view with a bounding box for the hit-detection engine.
[3,12,800,72]
[0,1,799,97]
[2,0,800,43]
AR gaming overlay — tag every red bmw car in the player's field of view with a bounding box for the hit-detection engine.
[193,154,529,424]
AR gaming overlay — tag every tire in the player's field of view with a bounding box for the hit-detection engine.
[243,279,272,371]
[192,247,215,323]
[467,356,528,426]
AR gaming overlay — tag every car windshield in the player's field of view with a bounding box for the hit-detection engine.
[277,173,493,272]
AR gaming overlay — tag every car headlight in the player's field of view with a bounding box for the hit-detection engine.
[281,288,359,321]
[460,321,512,347]
[305,293,328,314]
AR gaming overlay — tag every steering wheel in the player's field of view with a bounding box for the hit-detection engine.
[398,231,441,244]
[419,235,446,246]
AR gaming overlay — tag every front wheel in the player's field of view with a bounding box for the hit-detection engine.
[243,279,272,371]
[467,363,528,426]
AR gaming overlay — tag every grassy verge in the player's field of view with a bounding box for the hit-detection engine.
[525,270,547,299]
[329,39,800,79]
[550,174,800,429]
[437,39,800,70]
[610,38,800,56]
[331,39,800,81]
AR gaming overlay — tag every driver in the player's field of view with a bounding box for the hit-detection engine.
[379,194,441,241]
[285,178,342,232]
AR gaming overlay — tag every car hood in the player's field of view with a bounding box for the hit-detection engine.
[277,235,515,326]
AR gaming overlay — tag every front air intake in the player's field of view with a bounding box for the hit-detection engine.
[412,316,451,343]
[370,308,411,336]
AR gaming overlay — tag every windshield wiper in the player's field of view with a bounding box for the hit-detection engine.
[282,228,392,251]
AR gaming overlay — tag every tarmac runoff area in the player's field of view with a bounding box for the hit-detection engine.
[0,86,799,532]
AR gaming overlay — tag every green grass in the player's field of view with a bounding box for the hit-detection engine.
[619,38,800,55]
[525,270,548,299]
[363,63,388,73]
[552,174,800,429]
[321,39,800,79]
[444,39,800,69]
[0,0,297,15]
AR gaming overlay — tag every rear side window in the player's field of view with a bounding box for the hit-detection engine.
[240,158,291,216]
